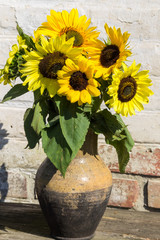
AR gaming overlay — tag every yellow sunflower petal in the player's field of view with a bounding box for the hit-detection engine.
[87,85,100,97]
[57,85,70,95]
[47,81,59,97]
[80,90,91,104]
[69,91,80,103]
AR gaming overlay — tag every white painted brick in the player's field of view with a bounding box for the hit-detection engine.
[144,77,160,111]
[0,167,27,199]
[0,84,11,101]
[89,7,141,38]
[1,0,160,10]
[15,7,51,35]
[0,107,25,138]
[7,170,27,198]
[0,138,46,169]
[108,9,160,41]
[0,37,17,65]
[129,41,160,77]
[13,0,160,10]
[138,9,160,41]
[122,112,160,143]
[0,5,17,35]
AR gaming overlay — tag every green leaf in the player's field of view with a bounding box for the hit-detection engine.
[2,84,28,103]
[41,121,72,176]
[90,109,134,173]
[23,108,40,149]
[83,103,92,113]
[46,98,59,122]
[16,23,24,36]
[109,140,130,173]
[106,115,134,173]
[89,96,103,114]
[90,109,124,141]
[33,89,42,103]
[31,100,48,135]
[115,114,134,152]
[55,96,90,157]
[17,23,36,50]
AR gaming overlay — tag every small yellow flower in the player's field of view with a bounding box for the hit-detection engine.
[32,30,41,43]
[17,35,28,50]
[7,36,27,65]
[35,8,99,55]
[0,36,27,85]
[89,24,131,80]
[21,35,82,97]
[0,69,10,85]
[106,61,153,116]
[57,57,100,105]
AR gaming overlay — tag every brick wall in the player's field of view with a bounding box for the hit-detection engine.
[0,0,160,211]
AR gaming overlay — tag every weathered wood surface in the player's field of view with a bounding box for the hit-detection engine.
[0,203,160,240]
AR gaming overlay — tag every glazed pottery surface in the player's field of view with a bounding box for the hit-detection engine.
[35,130,112,240]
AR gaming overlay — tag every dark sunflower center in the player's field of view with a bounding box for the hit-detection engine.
[66,30,84,47]
[39,52,67,79]
[70,71,88,90]
[118,76,137,102]
[100,45,120,68]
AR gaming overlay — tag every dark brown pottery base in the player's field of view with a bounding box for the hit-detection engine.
[51,233,95,240]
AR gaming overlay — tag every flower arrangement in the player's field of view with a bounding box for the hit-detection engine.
[0,9,153,176]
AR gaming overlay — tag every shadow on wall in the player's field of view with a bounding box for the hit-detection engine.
[0,163,8,202]
[0,123,9,201]
[0,123,9,150]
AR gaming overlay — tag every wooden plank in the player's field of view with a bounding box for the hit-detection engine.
[0,228,151,240]
[0,228,51,240]
[98,208,160,239]
[94,231,150,240]
[0,203,49,238]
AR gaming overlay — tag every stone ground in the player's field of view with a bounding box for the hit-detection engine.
[0,203,160,240]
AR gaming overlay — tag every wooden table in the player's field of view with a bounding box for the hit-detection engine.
[0,202,160,240]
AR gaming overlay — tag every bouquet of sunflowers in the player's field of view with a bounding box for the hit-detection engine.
[0,9,153,176]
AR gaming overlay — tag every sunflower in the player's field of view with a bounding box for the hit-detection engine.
[57,57,100,105]
[89,23,131,80]
[106,61,153,117]
[0,36,27,85]
[21,35,82,97]
[0,69,11,85]
[34,8,99,55]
